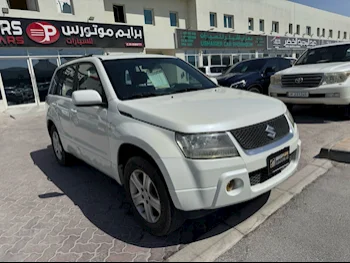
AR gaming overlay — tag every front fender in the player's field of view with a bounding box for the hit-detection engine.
[109,119,184,205]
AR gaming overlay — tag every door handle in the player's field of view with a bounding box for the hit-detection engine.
[70,109,77,113]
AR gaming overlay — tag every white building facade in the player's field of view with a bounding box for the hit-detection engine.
[0,0,349,111]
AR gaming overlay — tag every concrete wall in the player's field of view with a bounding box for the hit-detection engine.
[1,0,350,49]
[1,0,106,22]
[103,0,188,50]
[195,0,350,40]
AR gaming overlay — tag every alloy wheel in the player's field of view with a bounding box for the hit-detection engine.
[129,169,161,224]
[52,131,63,161]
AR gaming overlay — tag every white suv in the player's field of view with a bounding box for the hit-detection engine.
[270,43,350,109]
[46,54,301,236]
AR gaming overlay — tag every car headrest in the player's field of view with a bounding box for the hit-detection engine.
[132,72,149,85]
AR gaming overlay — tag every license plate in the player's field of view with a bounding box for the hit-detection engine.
[287,91,309,98]
[267,148,290,175]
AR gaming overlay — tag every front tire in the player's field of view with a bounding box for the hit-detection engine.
[124,156,184,236]
[248,86,261,93]
[50,125,74,166]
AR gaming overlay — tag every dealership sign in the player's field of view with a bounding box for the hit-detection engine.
[0,17,145,48]
[176,29,267,50]
[267,36,341,49]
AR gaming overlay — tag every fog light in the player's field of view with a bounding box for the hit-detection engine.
[326,93,340,98]
[226,179,243,192]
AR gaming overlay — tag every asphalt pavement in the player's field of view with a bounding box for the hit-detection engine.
[216,106,350,262]
[1,105,350,262]
[216,162,350,262]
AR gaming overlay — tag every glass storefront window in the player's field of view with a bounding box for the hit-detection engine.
[0,59,35,106]
[32,59,58,102]
[203,55,209,66]
[187,55,198,67]
[211,55,221,65]
[241,54,251,61]
[222,55,231,65]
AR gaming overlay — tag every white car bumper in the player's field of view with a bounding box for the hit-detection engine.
[269,84,350,105]
[164,127,301,212]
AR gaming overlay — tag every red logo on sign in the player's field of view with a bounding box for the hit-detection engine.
[26,21,60,45]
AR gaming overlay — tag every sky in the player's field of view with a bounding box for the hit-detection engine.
[289,0,350,17]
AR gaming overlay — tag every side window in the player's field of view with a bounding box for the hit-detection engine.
[265,59,280,72]
[76,63,107,102]
[55,65,76,98]
[49,69,62,95]
[279,59,292,70]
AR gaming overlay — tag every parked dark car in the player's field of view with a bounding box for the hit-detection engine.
[216,57,293,94]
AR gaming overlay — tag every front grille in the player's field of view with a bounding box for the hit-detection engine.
[282,74,323,88]
[249,150,297,186]
[231,115,290,150]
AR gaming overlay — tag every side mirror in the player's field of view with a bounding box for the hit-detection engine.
[72,90,103,106]
[210,77,219,85]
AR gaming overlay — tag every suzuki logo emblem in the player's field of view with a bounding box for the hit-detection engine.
[295,77,304,84]
[265,125,276,139]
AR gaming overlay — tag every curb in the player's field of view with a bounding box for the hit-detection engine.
[319,137,350,164]
[167,159,332,262]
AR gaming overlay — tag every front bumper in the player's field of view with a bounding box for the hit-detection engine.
[165,127,301,211]
[269,84,350,105]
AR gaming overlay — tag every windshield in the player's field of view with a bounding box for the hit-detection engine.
[295,44,350,65]
[225,59,267,74]
[103,58,217,100]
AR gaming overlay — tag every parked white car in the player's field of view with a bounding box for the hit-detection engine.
[270,43,350,110]
[198,65,229,77]
[46,54,301,236]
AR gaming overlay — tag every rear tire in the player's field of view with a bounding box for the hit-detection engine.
[50,125,74,166]
[124,156,184,236]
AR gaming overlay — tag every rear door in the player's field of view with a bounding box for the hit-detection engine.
[70,62,111,175]
[48,64,77,147]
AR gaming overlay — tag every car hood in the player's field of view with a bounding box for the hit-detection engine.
[278,62,350,75]
[216,71,259,82]
[117,88,286,133]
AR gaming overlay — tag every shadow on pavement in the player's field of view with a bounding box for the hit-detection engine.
[293,105,348,124]
[30,146,269,249]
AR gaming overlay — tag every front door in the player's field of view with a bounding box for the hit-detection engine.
[70,62,112,175]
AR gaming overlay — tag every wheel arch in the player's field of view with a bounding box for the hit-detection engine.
[117,141,181,209]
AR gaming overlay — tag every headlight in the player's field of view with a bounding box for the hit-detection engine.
[230,80,246,89]
[271,74,282,85]
[176,132,239,159]
[322,72,350,85]
[285,109,295,128]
